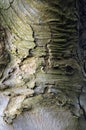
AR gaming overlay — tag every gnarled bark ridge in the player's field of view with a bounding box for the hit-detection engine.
[0,0,86,130]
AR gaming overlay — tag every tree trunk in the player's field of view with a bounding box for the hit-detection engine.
[0,0,85,130]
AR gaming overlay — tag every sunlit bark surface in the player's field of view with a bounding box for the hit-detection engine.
[0,0,86,130]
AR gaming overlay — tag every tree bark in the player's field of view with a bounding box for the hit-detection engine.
[0,0,85,130]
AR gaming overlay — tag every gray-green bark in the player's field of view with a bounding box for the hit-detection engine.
[0,0,85,130]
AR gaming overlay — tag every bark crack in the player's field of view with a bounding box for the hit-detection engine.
[0,0,14,10]
[29,25,37,56]
[78,86,86,120]
[44,25,52,69]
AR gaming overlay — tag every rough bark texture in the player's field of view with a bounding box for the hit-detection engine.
[0,0,86,130]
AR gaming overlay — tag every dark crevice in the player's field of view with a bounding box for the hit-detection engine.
[78,0,86,78]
